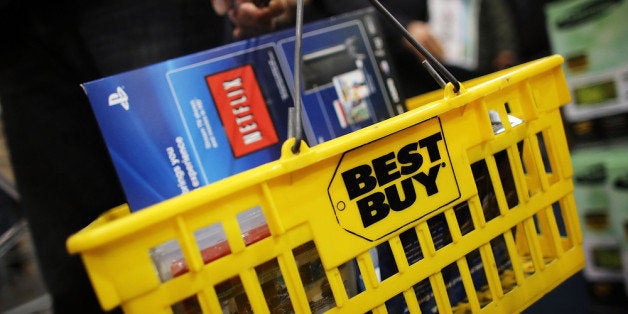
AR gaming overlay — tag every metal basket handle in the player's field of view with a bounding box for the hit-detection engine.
[289,0,461,154]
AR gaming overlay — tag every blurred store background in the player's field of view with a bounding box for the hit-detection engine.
[1,0,627,313]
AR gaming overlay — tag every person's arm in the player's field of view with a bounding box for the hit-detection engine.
[404,20,444,61]
[377,0,444,61]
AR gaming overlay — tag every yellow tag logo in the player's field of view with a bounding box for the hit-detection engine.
[328,117,460,241]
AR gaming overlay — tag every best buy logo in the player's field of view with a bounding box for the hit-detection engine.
[328,117,461,241]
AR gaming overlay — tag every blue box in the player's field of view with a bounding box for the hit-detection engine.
[82,8,405,211]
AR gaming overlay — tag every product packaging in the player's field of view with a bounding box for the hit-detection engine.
[151,207,357,313]
[545,0,628,144]
[81,8,405,211]
[571,143,628,299]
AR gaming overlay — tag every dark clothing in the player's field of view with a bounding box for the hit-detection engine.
[374,0,518,97]
[0,1,227,312]
[505,0,553,62]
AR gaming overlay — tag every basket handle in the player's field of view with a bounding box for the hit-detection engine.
[288,0,462,154]
[289,0,306,154]
[367,0,461,93]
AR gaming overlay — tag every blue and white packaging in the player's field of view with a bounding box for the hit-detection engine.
[82,8,405,211]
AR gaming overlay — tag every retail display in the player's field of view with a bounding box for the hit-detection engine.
[571,143,628,297]
[545,0,628,143]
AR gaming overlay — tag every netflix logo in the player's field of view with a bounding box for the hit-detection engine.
[206,65,279,157]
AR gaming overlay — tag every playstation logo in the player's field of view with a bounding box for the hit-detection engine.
[108,86,129,110]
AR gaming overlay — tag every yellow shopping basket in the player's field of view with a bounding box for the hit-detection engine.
[67,55,584,313]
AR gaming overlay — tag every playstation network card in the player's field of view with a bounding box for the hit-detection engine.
[82,8,405,211]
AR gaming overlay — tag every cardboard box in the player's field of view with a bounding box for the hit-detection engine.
[82,8,405,211]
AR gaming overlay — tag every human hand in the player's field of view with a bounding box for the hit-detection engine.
[211,0,288,39]
[492,50,517,70]
[405,20,445,62]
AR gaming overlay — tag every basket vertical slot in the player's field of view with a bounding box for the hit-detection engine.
[196,286,222,314]
[517,137,543,198]
[549,201,568,239]
[444,208,462,243]
[493,149,521,211]
[523,217,547,272]
[296,241,358,313]
[516,81,541,122]
[439,260,478,313]
[513,224,538,277]
[211,275,251,313]
[386,235,414,312]
[428,271,452,314]
[388,235,409,275]
[467,192,487,230]
[427,213,454,252]
[324,258,359,311]
[490,234,518,295]
[318,245,363,311]
[411,277,436,313]
[175,216,204,274]
[376,229,424,313]
[530,132,557,191]
[470,159,500,223]
[356,249,379,292]
[401,289,420,314]
[484,152,510,217]
[169,275,246,314]
[559,194,584,248]
[534,203,566,261]
[276,245,307,313]
[455,257,481,313]
[478,243,504,305]
[453,201,476,237]
[508,142,530,205]
[462,248,493,309]
[501,229,527,287]
[542,114,573,178]
[240,266,269,313]
[415,221,436,259]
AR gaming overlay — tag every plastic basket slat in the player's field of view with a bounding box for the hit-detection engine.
[67,55,584,313]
